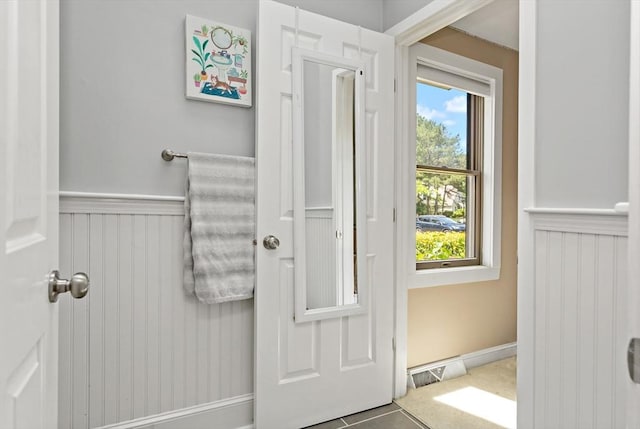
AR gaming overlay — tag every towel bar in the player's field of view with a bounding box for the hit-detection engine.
[161,149,188,161]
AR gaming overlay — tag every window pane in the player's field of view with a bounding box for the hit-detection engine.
[416,81,482,268]
[416,83,468,168]
[416,171,476,263]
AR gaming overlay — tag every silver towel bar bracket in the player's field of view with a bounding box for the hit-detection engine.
[161,149,188,161]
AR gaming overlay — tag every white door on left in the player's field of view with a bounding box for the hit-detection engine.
[0,1,65,427]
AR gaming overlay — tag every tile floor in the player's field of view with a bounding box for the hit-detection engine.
[305,402,429,429]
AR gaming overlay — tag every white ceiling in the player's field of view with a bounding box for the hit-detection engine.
[450,0,519,51]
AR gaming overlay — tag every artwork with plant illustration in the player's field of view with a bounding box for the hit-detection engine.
[185,15,252,107]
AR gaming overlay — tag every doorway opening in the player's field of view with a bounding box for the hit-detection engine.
[391,2,519,428]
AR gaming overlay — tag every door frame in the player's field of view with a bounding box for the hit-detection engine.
[627,0,640,425]
[385,0,496,400]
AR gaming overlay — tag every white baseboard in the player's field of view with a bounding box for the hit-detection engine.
[95,394,253,429]
[408,342,517,380]
[461,342,517,369]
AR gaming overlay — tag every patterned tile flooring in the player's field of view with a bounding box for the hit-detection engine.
[305,402,429,429]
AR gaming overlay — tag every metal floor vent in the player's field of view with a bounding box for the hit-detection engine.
[408,360,467,389]
[411,366,445,388]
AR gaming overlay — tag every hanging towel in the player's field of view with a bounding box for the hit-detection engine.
[183,152,255,304]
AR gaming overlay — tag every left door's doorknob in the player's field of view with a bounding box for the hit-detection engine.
[48,270,89,303]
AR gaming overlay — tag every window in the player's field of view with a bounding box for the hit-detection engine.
[405,44,503,287]
[415,81,483,269]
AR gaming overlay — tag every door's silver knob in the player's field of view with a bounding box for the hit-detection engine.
[263,235,280,250]
[48,270,90,303]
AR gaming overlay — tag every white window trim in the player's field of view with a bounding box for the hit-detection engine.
[405,43,503,289]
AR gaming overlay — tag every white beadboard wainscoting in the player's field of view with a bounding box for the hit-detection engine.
[305,208,337,309]
[58,193,254,429]
[527,210,628,429]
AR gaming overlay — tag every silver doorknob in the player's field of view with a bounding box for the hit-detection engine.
[263,235,280,250]
[48,270,90,303]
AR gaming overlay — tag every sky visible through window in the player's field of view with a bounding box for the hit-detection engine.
[416,83,467,152]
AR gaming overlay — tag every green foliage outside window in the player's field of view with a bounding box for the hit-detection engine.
[416,231,466,261]
[416,115,465,168]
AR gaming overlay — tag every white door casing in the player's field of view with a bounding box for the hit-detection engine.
[0,0,60,428]
[628,0,640,426]
[255,1,395,428]
[386,0,507,399]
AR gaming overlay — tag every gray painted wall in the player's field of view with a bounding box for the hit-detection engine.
[535,0,629,208]
[60,0,383,196]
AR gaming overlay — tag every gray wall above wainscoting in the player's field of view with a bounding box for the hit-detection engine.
[60,0,389,197]
[534,0,629,208]
[382,0,432,31]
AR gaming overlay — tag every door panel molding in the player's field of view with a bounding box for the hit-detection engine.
[0,0,60,427]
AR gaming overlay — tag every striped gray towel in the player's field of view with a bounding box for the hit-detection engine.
[183,152,255,304]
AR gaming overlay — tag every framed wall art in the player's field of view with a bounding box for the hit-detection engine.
[185,15,252,107]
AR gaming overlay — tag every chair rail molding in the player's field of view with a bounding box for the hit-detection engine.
[60,191,184,215]
[526,208,628,237]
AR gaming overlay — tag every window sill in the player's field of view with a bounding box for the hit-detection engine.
[409,264,500,289]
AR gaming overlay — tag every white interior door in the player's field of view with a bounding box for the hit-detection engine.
[255,1,395,428]
[628,0,640,425]
[0,1,60,427]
